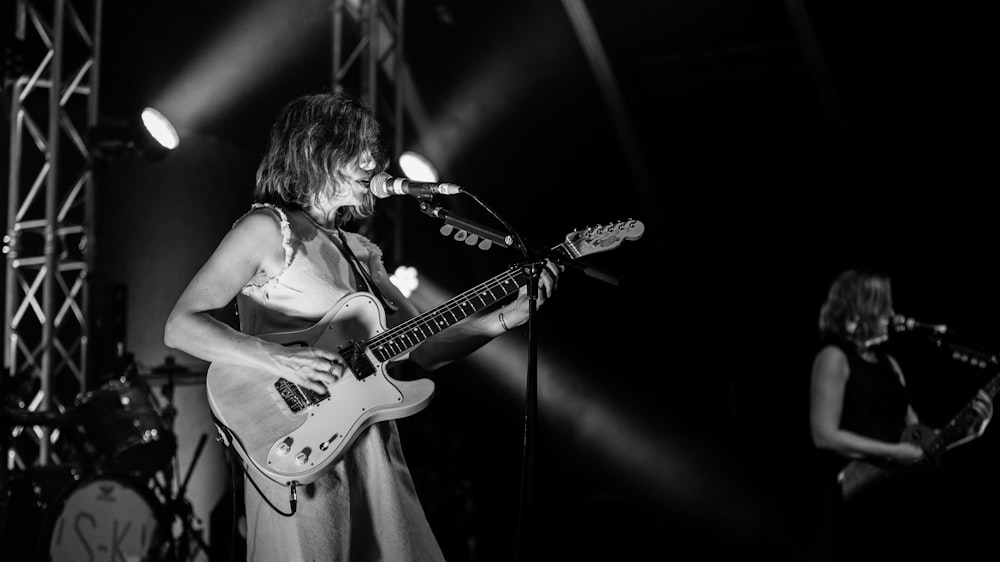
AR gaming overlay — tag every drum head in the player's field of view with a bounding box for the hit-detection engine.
[46,476,166,562]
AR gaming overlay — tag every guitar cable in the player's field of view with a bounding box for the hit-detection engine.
[214,414,299,518]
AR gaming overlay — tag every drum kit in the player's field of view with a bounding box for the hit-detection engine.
[1,360,210,562]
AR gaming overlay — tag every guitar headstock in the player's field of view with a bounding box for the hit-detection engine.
[562,219,644,259]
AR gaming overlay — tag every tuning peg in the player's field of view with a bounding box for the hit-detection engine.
[454,229,468,241]
[464,233,479,246]
[440,225,454,236]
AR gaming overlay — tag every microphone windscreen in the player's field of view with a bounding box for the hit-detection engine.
[369,172,393,198]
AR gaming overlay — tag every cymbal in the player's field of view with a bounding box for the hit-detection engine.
[0,408,73,427]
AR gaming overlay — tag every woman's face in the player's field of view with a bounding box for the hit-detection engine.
[873,308,894,338]
[324,153,378,209]
[857,277,894,340]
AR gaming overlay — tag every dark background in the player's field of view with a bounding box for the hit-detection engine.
[4,1,999,560]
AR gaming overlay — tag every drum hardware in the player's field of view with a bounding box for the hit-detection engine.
[154,432,212,561]
[1,405,91,561]
[2,469,170,562]
[0,409,74,428]
[151,356,212,561]
[1,354,214,561]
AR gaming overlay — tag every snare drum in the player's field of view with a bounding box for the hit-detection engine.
[75,377,176,476]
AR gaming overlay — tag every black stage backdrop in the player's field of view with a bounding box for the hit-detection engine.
[3,1,997,560]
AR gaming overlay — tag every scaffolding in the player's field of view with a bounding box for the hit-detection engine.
[2,0,101,470]
[332,0,407,265]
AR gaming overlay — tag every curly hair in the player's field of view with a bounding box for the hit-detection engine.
[254,92,388,225]
[818,268,894,345]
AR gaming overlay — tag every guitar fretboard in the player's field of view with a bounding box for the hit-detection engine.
[270,218,644,412]
[364,241,572,361]
[927,370,1000,455]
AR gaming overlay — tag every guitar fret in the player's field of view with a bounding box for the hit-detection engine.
[365,261,550,361]
[392,332,406,353]
[388,339,403,357]
[393,334,406,349]
[400,332,415,349]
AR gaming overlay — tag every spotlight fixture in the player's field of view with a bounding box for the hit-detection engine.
[139,107,180,155]
[90,106,179,162]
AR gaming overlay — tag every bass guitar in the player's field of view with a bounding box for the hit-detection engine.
[207,219,644,486]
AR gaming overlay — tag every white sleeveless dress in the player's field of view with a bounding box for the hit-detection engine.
[234,204,445,562]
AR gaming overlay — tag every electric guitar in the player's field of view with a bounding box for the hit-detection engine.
[838,372,998,501]
[206,219,644,486]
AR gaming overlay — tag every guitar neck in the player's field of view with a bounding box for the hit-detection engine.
[365,243,568,362]
[925,370,1000,455]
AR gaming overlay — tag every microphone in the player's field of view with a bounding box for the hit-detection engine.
[891,314,948,335]
[368,172,462,199]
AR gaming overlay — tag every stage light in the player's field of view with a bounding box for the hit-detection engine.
[140,107,180,153]
[90,107,179,162]
[398,151,438,182]
[389,265,419,298]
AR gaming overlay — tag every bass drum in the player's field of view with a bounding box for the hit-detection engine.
[3,471,168,562]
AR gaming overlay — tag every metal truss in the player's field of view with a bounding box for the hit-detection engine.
[3,0,101,470]
[332,0,404,152]
[332,0,407,264]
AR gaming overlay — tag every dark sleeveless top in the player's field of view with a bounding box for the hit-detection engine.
[815,337,912,479]
[808,338,919,559]
[832,338,910,443]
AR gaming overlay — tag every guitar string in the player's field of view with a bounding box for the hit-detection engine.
[367,268,525,356]
[291,240,570,405]
[365,240,570,355]
[290,269,524,407]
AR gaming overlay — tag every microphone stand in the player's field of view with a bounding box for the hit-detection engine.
[418,203,622,287]
[929,336,998,370]
[900,324,999,370]
[417,199,619,562]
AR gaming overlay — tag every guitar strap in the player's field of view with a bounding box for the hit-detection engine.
[333,228,399,315]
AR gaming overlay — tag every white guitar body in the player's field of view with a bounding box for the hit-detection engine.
[206,219,644,487]
[206,293,434,486]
